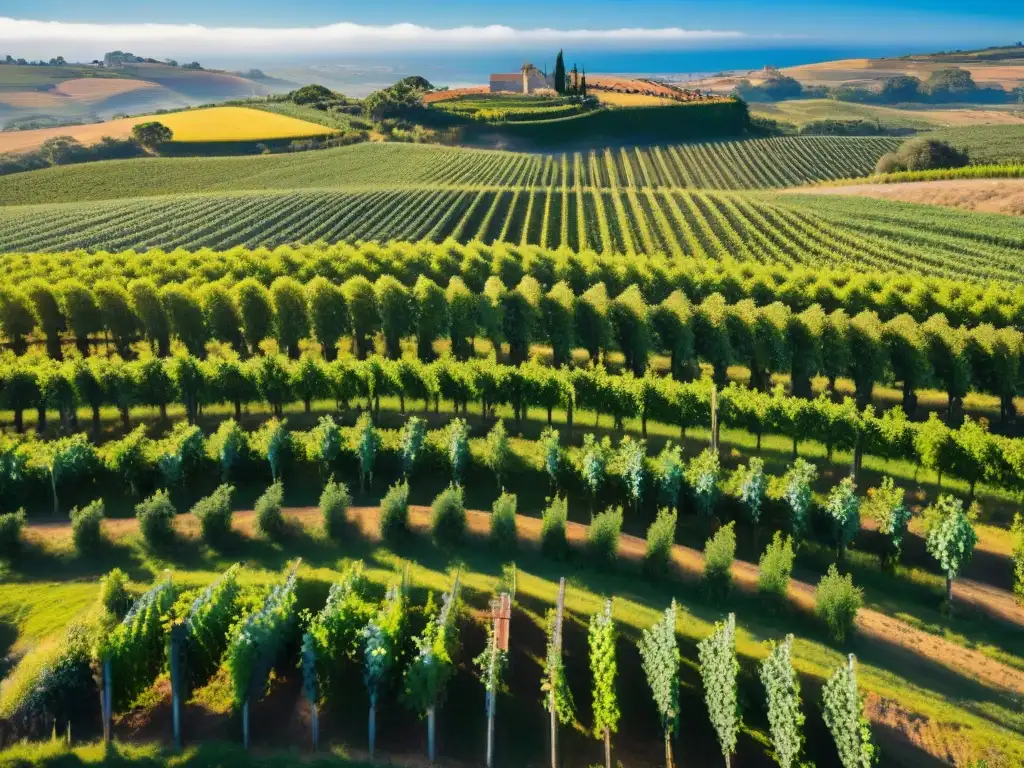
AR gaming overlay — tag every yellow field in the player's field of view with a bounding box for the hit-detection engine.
[153,106,335,142]
[595,91,675,106]
[0,106,336,153]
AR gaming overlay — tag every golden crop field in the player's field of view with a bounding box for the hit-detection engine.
[0,105,335,153]
[152,106,336,142]
[595,91,675,106]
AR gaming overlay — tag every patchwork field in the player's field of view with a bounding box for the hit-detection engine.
[0,105,337,153]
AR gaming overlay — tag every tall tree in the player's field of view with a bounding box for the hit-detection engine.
[343,276,381,360]
[200,283,245,355]
[924,495,978,602]
[129,279,171,357]
[588,600,619,768]
[23,279,64,360]
[306,277,349,362]
[413,275,447,362]
[698,613,740,768]
[233,278,275,356]
[58,279,102,356]
[271,276,310,359]
[821,656,877,768]
[94,281,140,358]
[554,50,566,95]
[0,286,37,356]
[161,285,208,357]
[638,601,680,768]
[760,635,804,768]
[609,286,652,376]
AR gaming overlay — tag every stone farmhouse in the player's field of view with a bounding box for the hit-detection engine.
[489,64,552,94]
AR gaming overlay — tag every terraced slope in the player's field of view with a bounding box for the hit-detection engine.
[1,187,1020,283]
[0,135,900,205]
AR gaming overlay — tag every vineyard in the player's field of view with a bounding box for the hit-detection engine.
[0,136,900,206]
[1,188,1021,282]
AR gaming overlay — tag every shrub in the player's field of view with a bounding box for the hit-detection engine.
[1013,513,1024,604]
[99,568,132,620]
[431,484,466,547]
[379,479,410,543]
[320,479,352,541]
[192,484,234,545]
[644,507,677,578]
[758,532,796,599]
[540,495,570,560]
[135,490,176,548]
[69,500,105,553]
[255,481,286,541]
[587,506,623,567]
[815,565,863,642]
[490,491,518,552]
[703,521,736,594]
[0,509,26,556]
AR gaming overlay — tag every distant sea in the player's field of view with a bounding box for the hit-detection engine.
[252,45,938,96]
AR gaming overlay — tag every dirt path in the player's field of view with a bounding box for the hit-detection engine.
[790,178,1024,216]
[27,505,1024,697]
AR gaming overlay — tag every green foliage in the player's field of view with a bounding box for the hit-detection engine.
[255,418,291,482]
[703,521,737,593]
[923,495,978,587]
[686,448,720,518]
[588,600,619,741]
[490,491,518,553]
[431,484,466,547]
[131,121,173,148]
[353,412,379,490]
[540,426,562,489]
[135,490,176,549]
[825,477,861,555]
[400,415,426,477]
[226,566,299,707]
[656,442,684,510]
[403,576,460,715]
[541,609,575,725]
[182,564,241,686]
[0,509,26,556]
[191,484,234,546]
[484,419,511,487]
[379,479,410,543]
[698,614,741,764]
[758,532,796,599]
[320,479,352,541]
[99,568,131,621]
[638,601,680,736]
[446,417,470,485]
[540,495,570,560]
[815,565,863,642]
[255,481,286,541]
[209,419,248,483]
[821,657,878,768]
[309,415,341,475]
[780,459,818,539]
[760,635,804,768]
[735,456,767,524]
[307,563,376,697]
[863,477,911,565]
[363,584,407,706]
[587,506,624,567]
[99,577,176,712]
[581,433,611,503]
[69,499,104,553]
[618,436,646,511]
[644,507,677,578]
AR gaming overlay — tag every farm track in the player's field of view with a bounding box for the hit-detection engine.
[24,505,1024,696]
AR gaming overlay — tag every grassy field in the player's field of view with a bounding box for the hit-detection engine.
[595,91,675,107]
[751,99,941,130]
[918,124,1024,164]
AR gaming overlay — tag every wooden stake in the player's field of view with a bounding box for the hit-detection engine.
[550,578,566,768]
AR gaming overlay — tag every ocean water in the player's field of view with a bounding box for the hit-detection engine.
[260,45,932,96]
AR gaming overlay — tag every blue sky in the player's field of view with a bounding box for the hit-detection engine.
[1,1,1021,64]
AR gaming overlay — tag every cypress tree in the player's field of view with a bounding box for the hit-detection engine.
[554,50,566,95]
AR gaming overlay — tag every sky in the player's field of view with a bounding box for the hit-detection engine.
[1,1,1022,64]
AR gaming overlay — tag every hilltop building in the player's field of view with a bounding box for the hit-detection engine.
[489,64,552,94]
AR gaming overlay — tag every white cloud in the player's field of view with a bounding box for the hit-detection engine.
[0,17,749,59]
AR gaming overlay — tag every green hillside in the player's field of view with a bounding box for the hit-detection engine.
[0,136,899,206]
